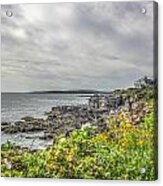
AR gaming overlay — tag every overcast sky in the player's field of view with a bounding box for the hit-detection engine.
[1,1,154,92]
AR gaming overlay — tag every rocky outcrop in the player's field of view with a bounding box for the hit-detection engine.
[1,86,150,145]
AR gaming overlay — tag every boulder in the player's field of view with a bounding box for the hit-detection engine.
[21,116,35,121]
[1,122,10,126]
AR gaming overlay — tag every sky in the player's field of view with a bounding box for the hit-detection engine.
[1,1,154,92]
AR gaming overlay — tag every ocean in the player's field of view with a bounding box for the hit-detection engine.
[1,93,90,123]
[1,93,90,149]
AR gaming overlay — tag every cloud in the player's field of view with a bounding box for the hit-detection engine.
[1,1,154,92]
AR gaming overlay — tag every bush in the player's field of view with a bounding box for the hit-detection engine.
[1,100,156,180]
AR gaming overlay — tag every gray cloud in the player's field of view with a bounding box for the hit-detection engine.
[1,1,154,92]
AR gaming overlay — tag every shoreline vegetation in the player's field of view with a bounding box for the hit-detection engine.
[1,77,158,180]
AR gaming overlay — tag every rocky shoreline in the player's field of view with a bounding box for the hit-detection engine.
[1,102,110,142]
[1,77,157,180]
[1,77,154,149]
[1,93,152,148]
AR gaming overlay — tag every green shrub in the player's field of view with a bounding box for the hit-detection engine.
[1,100,156,180]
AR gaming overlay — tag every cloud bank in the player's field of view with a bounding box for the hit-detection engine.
[1,2,154,92]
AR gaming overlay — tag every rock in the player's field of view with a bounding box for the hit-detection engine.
[21,147,29,151]
[39,133,54,140]
[1,126,8,131]
[75,122,82,129]
[47,114,54,120]
[21,116,35,121]
[46,133,55,139]
[1,122,10,126]
[15,121,25,126]
[39,136,47,140]
[64,128,74,137]
[19,127,27,133]
[3,126,19,134]
[97,124,108,133]
[25,136,39,139]
[44,111,52,115]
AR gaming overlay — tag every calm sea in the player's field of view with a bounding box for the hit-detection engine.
[1,93,90,123]
[1,93,91,149]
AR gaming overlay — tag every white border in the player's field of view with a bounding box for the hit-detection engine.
[0,0,162,186]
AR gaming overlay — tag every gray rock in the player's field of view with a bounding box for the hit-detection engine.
[1,122,10,126]
[21,116,35,121]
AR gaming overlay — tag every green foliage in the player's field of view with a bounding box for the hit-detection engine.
[1,100,157,180]
[1,142,46,178]
[43,109,156,180]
